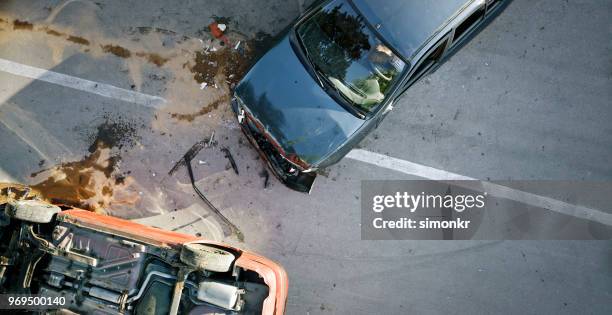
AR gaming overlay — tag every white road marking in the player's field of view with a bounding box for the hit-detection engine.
[0,58,166,108]
[347,149,612,226]
[0,101,74,160]
[2,58,609,226]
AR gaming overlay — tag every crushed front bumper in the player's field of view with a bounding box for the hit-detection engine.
[231,97,316,193]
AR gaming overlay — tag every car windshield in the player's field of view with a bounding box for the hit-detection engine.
[296,0,406,113]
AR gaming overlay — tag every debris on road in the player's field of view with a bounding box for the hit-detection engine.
[221,147,239,175]
[206,130,215,148]
[183,152,243,241]
[209,21,230,46]
[261,169,270,189]
[168,138,210,176]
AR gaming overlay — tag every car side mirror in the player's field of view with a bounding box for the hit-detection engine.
[376,102,394,128]
[383,103,394,115]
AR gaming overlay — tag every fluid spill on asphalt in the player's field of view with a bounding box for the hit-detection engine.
[87,119,139,153]
[1,15,281,240]
[1,17,275,89]
[44,27,63,37]
[101,44,131,58]
[170,95,230,122]
[1,18,173,68]
[12,19,33,30]
[135,52,169,67]
[29,120,140,212]
[66,35,89,46]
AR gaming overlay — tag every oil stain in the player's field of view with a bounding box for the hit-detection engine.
[30,144,121,211]
[87,119,138,153]
[29,120,139,212]
[67,35,90,46]
[44,27,64,36]
[13,19,33,30]
[102,44,131,58]
[135,52,169,67]
[170,95,230,122]
[7,18,170,67]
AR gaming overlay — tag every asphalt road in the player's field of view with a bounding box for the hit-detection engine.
[1,0,611,314]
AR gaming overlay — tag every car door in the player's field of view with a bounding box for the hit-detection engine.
[375,32,451,127]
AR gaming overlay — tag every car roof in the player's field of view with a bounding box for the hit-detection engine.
[351,0,473,59]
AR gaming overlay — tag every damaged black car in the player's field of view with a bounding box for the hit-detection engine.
[232,0,510,192]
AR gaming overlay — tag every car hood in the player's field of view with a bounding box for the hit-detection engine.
[235,34,364,167]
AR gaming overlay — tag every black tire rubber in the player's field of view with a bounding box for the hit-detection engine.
[180,243,235,272]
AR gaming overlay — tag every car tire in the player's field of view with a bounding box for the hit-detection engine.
[180,243,235,272]
[5,200,61,223]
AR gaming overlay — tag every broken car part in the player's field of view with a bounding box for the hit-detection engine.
[184,153,244,240]
[221,147,239,175]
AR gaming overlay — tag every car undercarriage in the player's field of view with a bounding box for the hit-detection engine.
[0,186,285,314]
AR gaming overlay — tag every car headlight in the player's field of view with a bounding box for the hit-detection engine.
[233,96,246,123]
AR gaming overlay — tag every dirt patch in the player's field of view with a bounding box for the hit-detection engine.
[13,19,33,30]
[170,95,229,122]
[135,52,169,67]
[190,46,252,86]
[101,44,132,58]
[67,35,90,46]
[188,31,277,87]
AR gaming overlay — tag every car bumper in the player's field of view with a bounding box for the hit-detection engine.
[235,251,289,315]
[231,97,316,193]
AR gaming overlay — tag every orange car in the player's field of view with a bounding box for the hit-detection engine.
[0,196,288,314]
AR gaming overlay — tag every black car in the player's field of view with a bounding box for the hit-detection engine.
[232,0,511,192]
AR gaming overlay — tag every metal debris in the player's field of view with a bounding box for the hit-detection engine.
[183,153,243,241]
[221,147,239,175]
[168,138,209,176]
[206,131,215,148]
[262,170,270,189]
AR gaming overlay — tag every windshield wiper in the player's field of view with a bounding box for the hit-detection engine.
[295,32,325,89]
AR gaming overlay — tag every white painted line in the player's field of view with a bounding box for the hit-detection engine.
[347,149,612,226]
[0,58,166,108]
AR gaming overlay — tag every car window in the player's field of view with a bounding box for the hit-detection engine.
[452,6,485,43]
[296,0,406,113]
[403,34,449,90]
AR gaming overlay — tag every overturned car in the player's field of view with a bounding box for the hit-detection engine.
[0,189,287,314]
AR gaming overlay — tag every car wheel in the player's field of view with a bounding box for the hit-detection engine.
[180,243,235,272]
[5,200,61,223]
